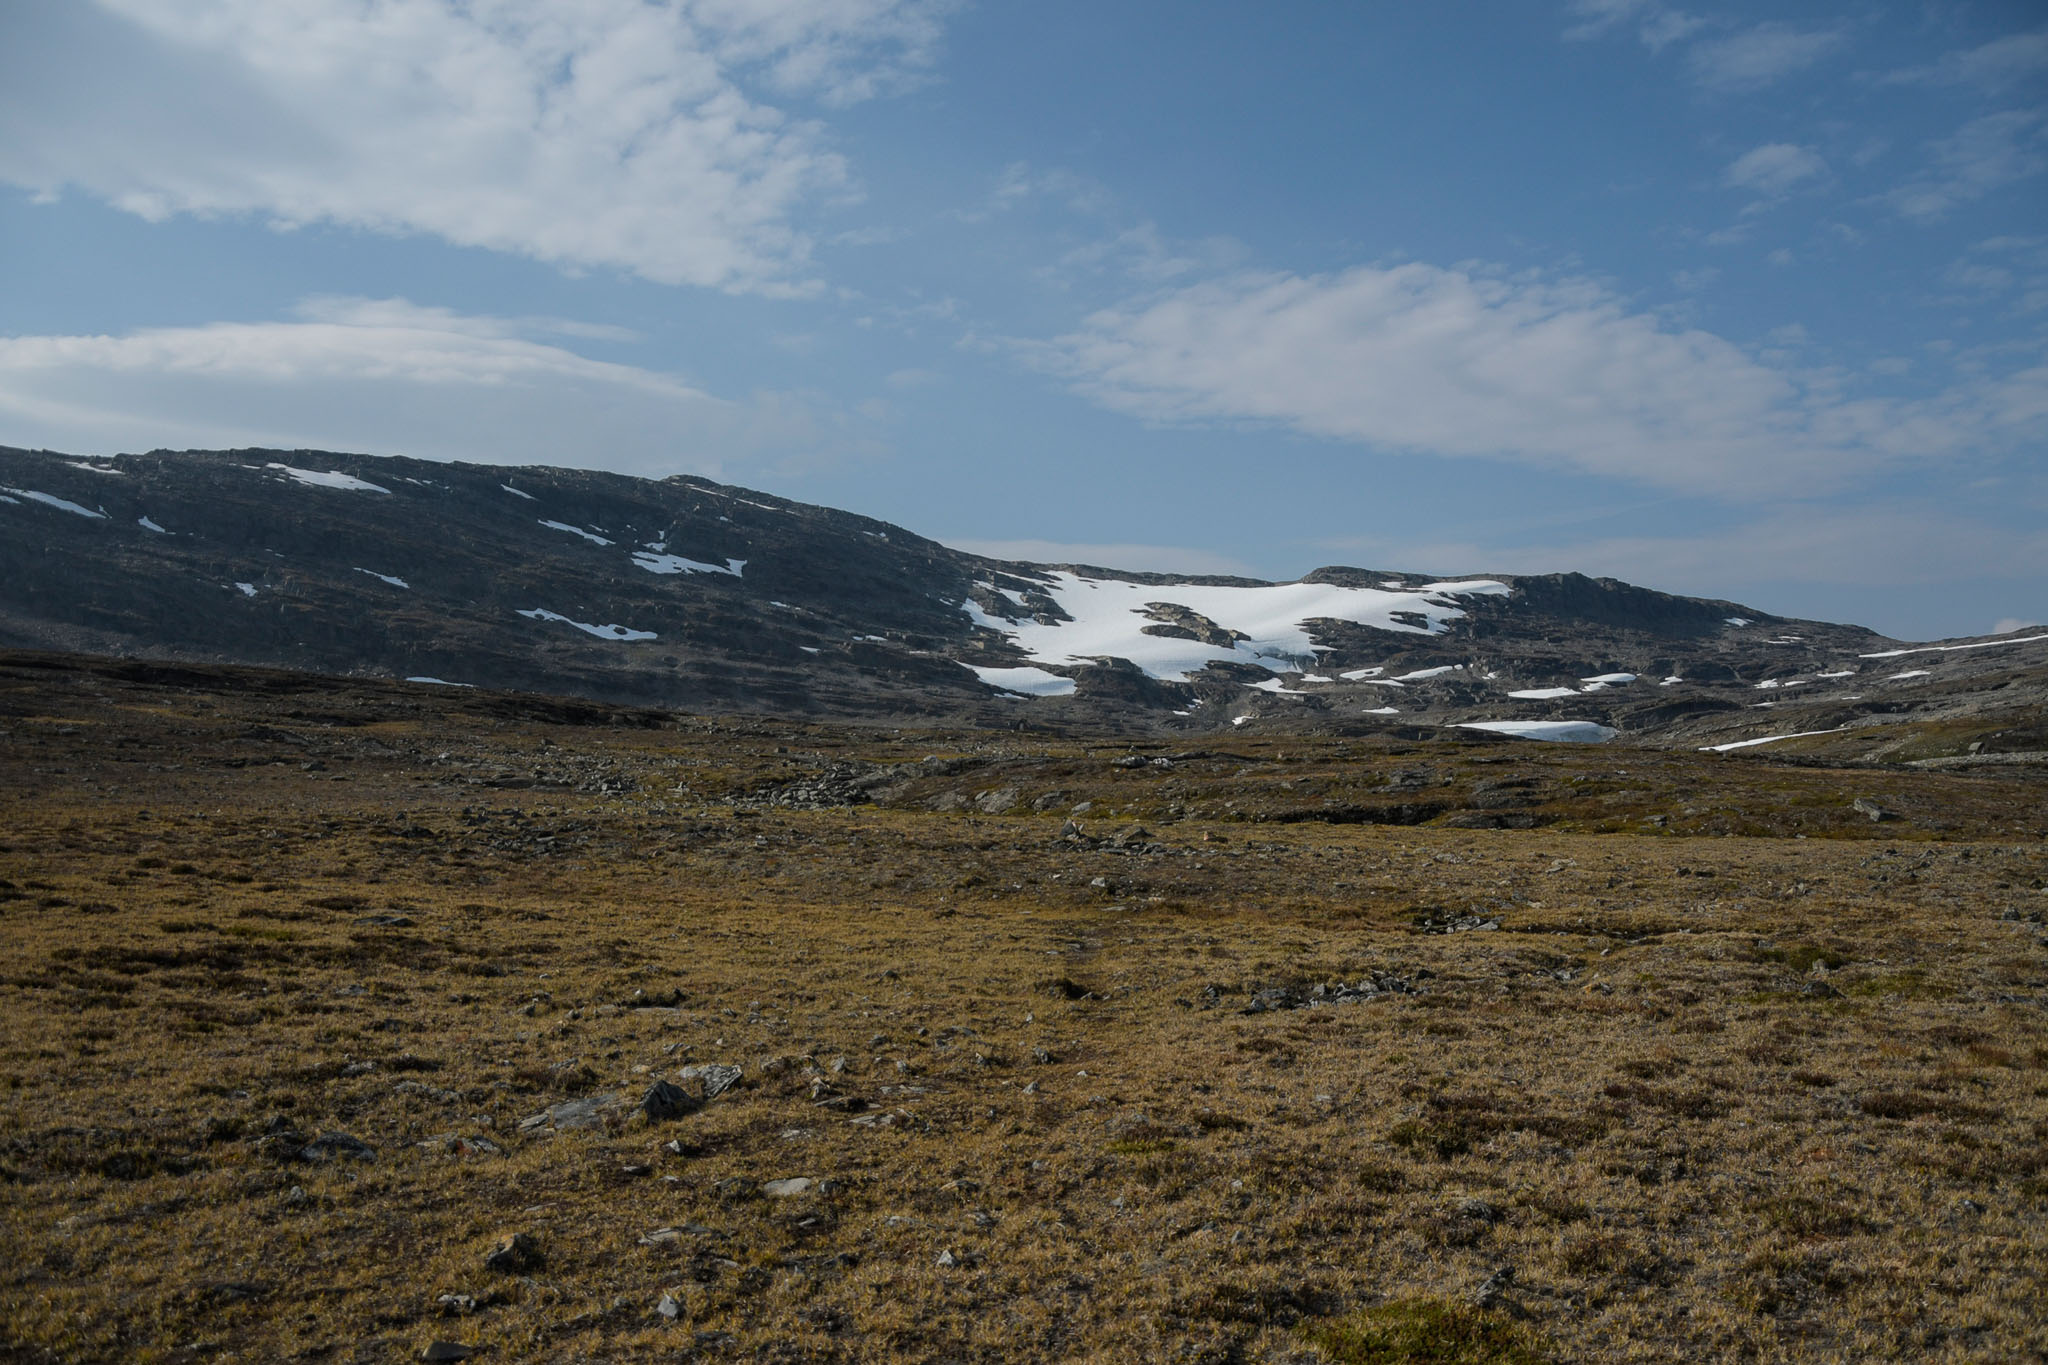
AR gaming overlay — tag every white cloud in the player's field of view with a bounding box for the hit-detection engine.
[1884,108,2048,222]
[1881,29,2048,93]
[0,0,951,292]
[1027,262,2048,498]
[943,538,1255,578]
[1561,0,1702,53]
[1723,143,1829,195]
[1687,23,1846,91]
[0,298,876,475]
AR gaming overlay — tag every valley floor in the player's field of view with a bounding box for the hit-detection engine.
[1,654,2045,1363]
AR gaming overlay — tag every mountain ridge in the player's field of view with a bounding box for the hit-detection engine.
[3,444,2042,758]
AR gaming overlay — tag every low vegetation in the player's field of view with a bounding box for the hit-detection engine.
[1,655,2044,1361]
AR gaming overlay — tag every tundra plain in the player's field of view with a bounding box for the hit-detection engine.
[1,653,2045,1363]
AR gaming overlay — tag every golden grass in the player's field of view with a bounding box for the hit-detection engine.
[0,658,2045,1361]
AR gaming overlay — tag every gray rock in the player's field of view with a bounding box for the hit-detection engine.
[655,1291,682,1320]
[1852,797,1898,821]
[483,1232,540,1274]
[642,1080,701,1121]
[760,1176,816,1198]
[518,1092,627,1133]
[299,1131,376,1163]
[679,1063,743,1098]
[973,786,1019,814]
[420,1341,476,1361]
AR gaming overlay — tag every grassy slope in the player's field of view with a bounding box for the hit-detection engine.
[1,658,2044,1363]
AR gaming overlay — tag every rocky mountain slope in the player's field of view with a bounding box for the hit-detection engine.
[2,444,2042,758]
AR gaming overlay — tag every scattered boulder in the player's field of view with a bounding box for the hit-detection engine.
[641,1080,701,1121]
[518,1092,628,1134]
[678,1063,743,1099]
[1852,797,1898,822]
[483,1232,540,1274]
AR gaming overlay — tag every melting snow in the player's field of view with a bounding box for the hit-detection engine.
[799,646,820,654]
[1701,727,1849,753]
[1396,665,1461,681]
[540,520,612,546]
[1580,672,1636,684]
[234,582,258,597]
[959,573,1507,682]
[516,608,654,641]
[67,461,122,476]
[355,568,409,589]
[2,486,105,518]
[1661,676,1683,685]
[1457,720,1617,744]
[1887,669,1931,680]
[1816,670,1855,678]
[0,493,15,504]
[1340,667,1385,680]
[1508,687,1579,700]
[501,484,535,500]
[1363,706,1399,715]
[967,665,1077,697]
[1726,617,1753,626]
[406,676,474,687]
[632,552,745,577]
[266,463,389,494]
[138,516,166,533]
[1862,633,2048,658]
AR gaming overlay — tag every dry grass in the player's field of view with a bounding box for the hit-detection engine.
[1,656,2045,1362]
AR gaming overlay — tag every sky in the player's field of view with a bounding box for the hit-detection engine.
[1,1,2044,641]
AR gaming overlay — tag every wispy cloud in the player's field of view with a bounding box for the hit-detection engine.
[1883,108,2048,222]
[1561,0,1702,54]
[1722,143,1829,196]
[1024,262,2048,499]
[0,0,953,292]
[0,299,880,474]
[1879,29,2048,94]
[1686,22,1847,91]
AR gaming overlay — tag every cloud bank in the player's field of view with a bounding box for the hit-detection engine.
[1029,262,2048,498]
[0,0,951,291]
[0,299,872,475]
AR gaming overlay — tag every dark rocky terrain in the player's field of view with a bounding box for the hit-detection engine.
[2,445,2042,760]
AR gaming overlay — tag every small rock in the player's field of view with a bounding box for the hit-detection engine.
[483,1232,540,1274]
[935,1248,958,1268]
[300,1131,376,1163]
[655,1291,682,1320]
[641,1080,701,1122]
[1852,797,1898,822]
[678,1062,743,1098]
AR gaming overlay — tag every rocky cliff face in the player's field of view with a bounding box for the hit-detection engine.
[3,444,2042,755]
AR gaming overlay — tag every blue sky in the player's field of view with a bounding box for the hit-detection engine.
[1,0,2043,640]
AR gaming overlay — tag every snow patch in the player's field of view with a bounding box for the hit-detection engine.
[67,461,123,475]
[355,568,409,589]
[501,484,535,500]
[1701,727,1849,753]
[234,582,258,597]
[1340,667,1385,680]
[1887,669,1931,680]
[1363,706,1399,715]
[516,607,654,641]
[1395,665,1461,681]
[1862,633,2048,658]
[959,573,1507,682]
[540,520,612,546]
[2,486,106,518]
[1661,676,1683,686]
[266,463,389,494]
[1815,670,1855,678]
[1457,720,1617,744]
[966,665,1077,697]
[632,551,745,577]
[406,676,474,687]
[1725,617,1753,626]
[1580,672,1636,684]
[1508,687,1579,700]
[138,516,166,533]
